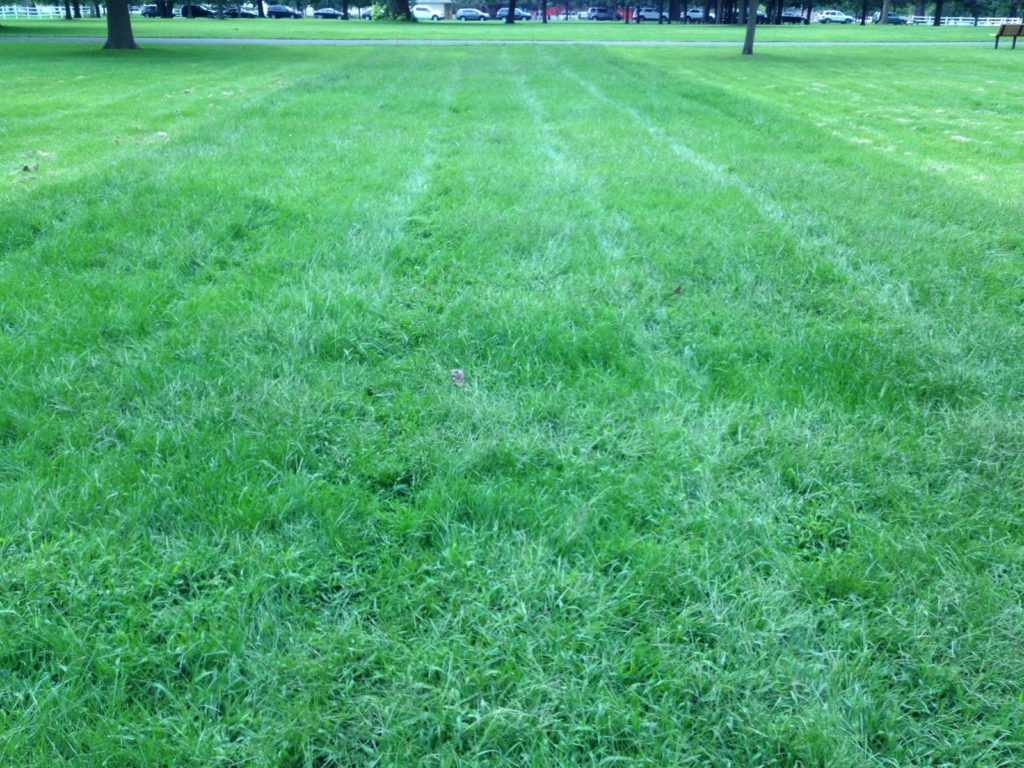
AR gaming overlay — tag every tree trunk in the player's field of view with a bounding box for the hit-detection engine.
[742,0,756,52]
[658,0,664,22]
[387,0,412,18]
[932,0,943,24]
[860,0,866,23]
[879,0,889,23]
[341,0,349,18]
[256,0,264,16]
[73,0,82,18]
[669,0,678,22]
[104,0,138,48]
[542,0,547,22]
[505,0,515,22]
[64,0,72,19]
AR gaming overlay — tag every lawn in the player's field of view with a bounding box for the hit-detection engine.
[0,16,1000,41]
[2,40,1024,767]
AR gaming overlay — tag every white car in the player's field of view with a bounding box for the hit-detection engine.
[412,4,442,19]
[817,9,855,22]
[683,7,706,20]
[635,6,667,20]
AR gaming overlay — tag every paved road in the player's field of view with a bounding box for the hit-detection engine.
[0,35,990,47]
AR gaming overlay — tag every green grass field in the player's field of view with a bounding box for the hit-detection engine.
[0,16,1000,41]
[2,39,1024,766]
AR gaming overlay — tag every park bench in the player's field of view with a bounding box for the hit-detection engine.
[993,23,1022,48]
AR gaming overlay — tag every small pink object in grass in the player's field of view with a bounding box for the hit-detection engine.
[450,369,466,388]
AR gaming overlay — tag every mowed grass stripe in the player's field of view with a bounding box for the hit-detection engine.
[525,45,1024,761]
[550,46,1022,406]
[1,46,441,352]
[532,46,916,411]
[0,46,464,535]
[0,47,470,507]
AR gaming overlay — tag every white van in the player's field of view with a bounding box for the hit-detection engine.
[413,4,442,19]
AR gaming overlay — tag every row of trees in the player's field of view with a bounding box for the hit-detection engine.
[509,0,1016,19]
[69,0,406,42]
[92,0,1020,48]
[54,0,104,18]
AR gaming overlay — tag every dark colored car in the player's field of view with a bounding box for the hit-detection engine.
[780,9,808,22]
[267,3,303,16]
[139,3,159,14]
[180,3,216,16]
[314,6,347,17]
[871,11,907,22]
[496,6,532,19]
[223,6,257,15]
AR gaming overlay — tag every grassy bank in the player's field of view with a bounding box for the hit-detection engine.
[2,41,1023,766]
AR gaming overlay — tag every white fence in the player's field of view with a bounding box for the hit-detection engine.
[908,15,1022,25]
[0,4,104,17]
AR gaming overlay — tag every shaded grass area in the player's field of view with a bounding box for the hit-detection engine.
[2,42,1024,766]
[0,16,999,41]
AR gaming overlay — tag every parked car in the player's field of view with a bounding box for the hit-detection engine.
[496,6,533,18]
[139,3,159,14]
[180,3,215,16]
[361,8,371,16]
[587,6,621,19]
[455,6,489,18]
[870,10,907,22]
[314,6,347,17]
[780,9,807,22]
[413,3,442,18]
[817,8,854,22]
[682,6,705,19]
[223,6,257,15]
[635,6,667,20]
[267,4,303,16]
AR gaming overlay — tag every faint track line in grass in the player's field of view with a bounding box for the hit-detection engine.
[341,60,462,283]
[551,53,946,327]
[507,48,632,273]
[546,50,998,414]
